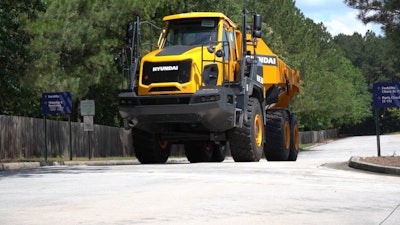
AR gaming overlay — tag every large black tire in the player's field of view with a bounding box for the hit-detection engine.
[211,142,226,162]
[185,141,214,163]
[228,97,264,162]
[288,114,299,161]
[264,109,291,161]
[132,129,171,164]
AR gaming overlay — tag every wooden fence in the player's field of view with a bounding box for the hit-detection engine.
[0,115,133,160]
[299,129,338,145]
[0,115,337,160]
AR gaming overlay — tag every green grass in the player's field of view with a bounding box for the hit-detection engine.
[300,143,314,150]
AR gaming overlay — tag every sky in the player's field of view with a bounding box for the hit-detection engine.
[295,0,384,36]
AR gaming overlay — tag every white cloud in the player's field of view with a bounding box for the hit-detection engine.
[296,0,340,7]
[319,11,380,35]
[295,0,383,36]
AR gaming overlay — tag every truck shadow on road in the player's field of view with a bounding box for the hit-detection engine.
[0,166,109,179]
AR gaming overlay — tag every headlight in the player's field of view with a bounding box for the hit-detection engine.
[196,95,220,103]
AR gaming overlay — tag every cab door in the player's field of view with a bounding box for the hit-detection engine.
[222,24,239,83]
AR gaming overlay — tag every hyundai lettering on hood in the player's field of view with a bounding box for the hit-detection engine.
[152,65,179,72]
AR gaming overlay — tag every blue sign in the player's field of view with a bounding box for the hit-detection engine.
[373,82,400,107]
[41,92,72,114]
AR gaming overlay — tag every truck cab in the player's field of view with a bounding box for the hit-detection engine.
[138,12,241,96]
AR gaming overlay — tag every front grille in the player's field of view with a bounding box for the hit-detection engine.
[139,96,191,105]
[149,87,180,92]
[142,60,192,85]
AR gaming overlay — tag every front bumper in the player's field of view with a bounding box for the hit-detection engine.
[118,88,237,132]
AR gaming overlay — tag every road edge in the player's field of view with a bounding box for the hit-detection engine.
[0,162,41,171]
[0,158,191,171]
[0,160,139,171]
[349,156,400,176]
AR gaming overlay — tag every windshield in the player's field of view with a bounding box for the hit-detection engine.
[164,18,218,47]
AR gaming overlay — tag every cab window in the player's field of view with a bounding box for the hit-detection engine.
[165,18,218,47]
[222,25,230,60]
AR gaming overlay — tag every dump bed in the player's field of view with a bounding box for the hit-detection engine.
[247,35,300,107]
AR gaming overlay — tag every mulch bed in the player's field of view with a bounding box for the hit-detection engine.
[360,156,400,168]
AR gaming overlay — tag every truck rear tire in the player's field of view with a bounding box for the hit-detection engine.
[133,129,171,164]
[185,141,213,163]
[264,109,290,161]
[228,97,263,162]
[211,142,226,162]
[288,114,299,161]
[185,142,226,163]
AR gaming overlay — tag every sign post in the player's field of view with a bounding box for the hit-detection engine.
[80,100,95,159]
[372,82,400,156]
[41,92,72,161]
[374,107,381,156]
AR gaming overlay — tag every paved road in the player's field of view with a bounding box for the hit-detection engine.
[1,134,400,225]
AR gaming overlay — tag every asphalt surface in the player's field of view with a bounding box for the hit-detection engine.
[1,135,399,175]
[2,156,399,175]
[0,134,399,225]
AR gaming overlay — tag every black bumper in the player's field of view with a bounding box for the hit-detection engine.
[118,88,237,132]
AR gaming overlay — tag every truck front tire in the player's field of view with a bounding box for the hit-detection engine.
[228,97,264,162]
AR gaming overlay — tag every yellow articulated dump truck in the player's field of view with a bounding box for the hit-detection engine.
[116,9,300,163]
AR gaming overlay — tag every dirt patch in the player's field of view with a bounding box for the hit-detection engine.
[360,156,400,168]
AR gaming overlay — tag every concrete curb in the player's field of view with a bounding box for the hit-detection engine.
[0,160,141,171]
[349,156,400,176]
[0,158,189,171]
[0,162,41,171]
[63,160,139,166]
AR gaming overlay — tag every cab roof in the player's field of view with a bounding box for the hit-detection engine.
[163,12,237,28]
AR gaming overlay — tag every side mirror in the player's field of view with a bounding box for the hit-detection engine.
[207,45,215,54]
[252,14,262,38]
[253,30,262,38]
[216,49,225,58]
[253,14,262,30]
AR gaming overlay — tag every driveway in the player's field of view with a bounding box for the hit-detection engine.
[0,134,399,225]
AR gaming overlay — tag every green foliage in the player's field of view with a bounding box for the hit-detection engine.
[384,108,400,133]
[345,0,400,39]
[249,0,371,129]
[293,43,371,129]
[26,0,172,124]
[1,0,393,131]
[0,0,45,116]
[334,31,400,133]
[334,32,400,86]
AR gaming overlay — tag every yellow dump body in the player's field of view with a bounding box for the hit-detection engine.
[247,34,300,108]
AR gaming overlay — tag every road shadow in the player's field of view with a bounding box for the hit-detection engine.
[322,161,399,177]
[0,166,109,179]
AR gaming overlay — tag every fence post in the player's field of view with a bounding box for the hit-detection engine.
[69,114,72,160]
[43,115,47,161]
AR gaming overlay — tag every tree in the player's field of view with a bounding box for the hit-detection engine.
[344,1,400,132]
[334,32,400,86]
[18,0,373,130]
[0,0,45,116]
[251,0,371,129]
[345,0,400,41]
[334,32,400,133]
[26,0,174,125]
